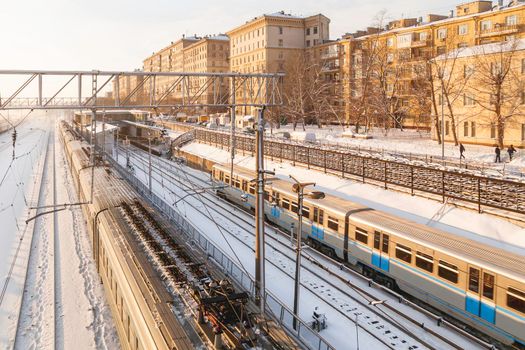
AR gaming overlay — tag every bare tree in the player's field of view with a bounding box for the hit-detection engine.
[431,32,472,146]
[469,39,524,148]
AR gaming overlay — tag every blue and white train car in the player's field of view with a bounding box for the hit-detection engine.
[211,164,525,348]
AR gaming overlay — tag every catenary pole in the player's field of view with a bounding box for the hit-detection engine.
[255,107,266,313]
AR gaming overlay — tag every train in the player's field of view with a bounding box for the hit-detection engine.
[211,163,525,349]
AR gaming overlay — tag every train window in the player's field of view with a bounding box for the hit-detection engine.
[242,180,247,192]
[282,198,290,210]
[395,244,412,263]
[483,273,495,300]
[313,208,324,224]
[219,171,224,181]
[468,267,480,293]
[438,260,458,284]
[355,227,368,244]
[327,216,339,231]
[224,175,230,184]
[374,232,380,250]
[382,234,389,254]
[272,191,280,204]
[507,287,525,314]
[291,201,299,214]
[415,252,434,272]
[249,185,255,195]
[302,206,310,219]
[264,191,270,201]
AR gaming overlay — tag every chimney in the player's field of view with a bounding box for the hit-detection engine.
[182,34,185,38]
[449,9,454,18]
[418,16,423,24]
[498,0,504,7]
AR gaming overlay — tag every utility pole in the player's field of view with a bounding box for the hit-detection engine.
[441,83,445,160]
[148,133,152,193]
[289,176,316,330]
[115,128,119,162]
[230,75,236,182]
[255,107,267,314]
[90,109,97,203]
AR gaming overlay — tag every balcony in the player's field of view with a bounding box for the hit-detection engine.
[480,23,521,37]
[411,39,430,48]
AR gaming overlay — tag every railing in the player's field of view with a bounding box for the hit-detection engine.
[480,23,521,37]
[171,129,196,149]
[107,155,336,350]
[191,128,525,214]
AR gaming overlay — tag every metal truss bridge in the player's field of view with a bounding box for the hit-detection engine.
[0,70,283,110]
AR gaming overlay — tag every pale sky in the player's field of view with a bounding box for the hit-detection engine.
[1,0,463,72]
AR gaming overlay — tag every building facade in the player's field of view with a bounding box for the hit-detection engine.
[432,39,525,147]
[342,0,525,131]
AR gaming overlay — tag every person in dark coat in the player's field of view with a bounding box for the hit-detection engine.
[459,143,465,160]
[495,146,501,163]
[508,145,516,161]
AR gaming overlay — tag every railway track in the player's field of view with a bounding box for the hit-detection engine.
[12,125,54,349]
[119,145,489,350]
[190,128,525,216]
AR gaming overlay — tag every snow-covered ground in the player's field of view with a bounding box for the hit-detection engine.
[181,142,525,256]
[117,145,486,350]
[267,124,525,172]
[0,115,118,349]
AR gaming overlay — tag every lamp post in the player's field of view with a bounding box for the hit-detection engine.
[289,175,324,330]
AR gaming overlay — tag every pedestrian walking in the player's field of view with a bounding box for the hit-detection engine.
[508,144,516,161]
[495,146,501,163]
[459,143,465,160]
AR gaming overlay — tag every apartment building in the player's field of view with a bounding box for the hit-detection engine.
[114,35,229,113]
[432,38,525,147]
[227,11,330,114]
[342,0,525,130]
[113,73,144,103]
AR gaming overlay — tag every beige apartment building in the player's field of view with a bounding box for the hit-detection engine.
[227,11,330,115]
[342,0,525,131]
[432,38,525,147]
[114,35,230,114]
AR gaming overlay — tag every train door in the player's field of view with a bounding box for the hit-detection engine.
[372,231,390,272]
[311,207,325,241]
[270,191,281,219]
[466,266,496,324]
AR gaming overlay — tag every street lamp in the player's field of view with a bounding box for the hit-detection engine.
[289,175,325,330]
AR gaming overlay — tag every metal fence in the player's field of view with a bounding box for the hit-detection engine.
[191,128,525,215]
[107,156,335,350]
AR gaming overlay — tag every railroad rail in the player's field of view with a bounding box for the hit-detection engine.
[185,128,525,215]
[120,143,492,350]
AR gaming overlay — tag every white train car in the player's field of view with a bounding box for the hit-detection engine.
[212,163,525,349]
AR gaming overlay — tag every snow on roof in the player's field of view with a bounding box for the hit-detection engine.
[264,11,304,19]
[352,3,525,41]
[208,34,229,41]
[85,123,118,134]
[435,38,525,60]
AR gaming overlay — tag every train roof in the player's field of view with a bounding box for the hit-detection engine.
[214,164,525,282]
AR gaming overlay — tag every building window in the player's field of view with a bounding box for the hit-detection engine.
[313,26,318,34]
[278,26,283,35]
[445,121,450,136]
[438,260,459,284]
[278,39,283,47]
[306,28,310,35]
[464,121,469,136]
[437,28,447,40]
[436,46,446,55]
[491,123,496,139]
[415,251,434,272]
[306,40,311,47]
[464,94,475,106]
[522,124,525,141]
[395,244,412,263]
[471,122,476,137]
[386,37,394,47]
[522,58,525,74]
[506,15,517,26]
[355,227,368,244]
[507,287,525,314]
[458,24,468,35]
[420,32,428,41]
[481,20,492,31]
